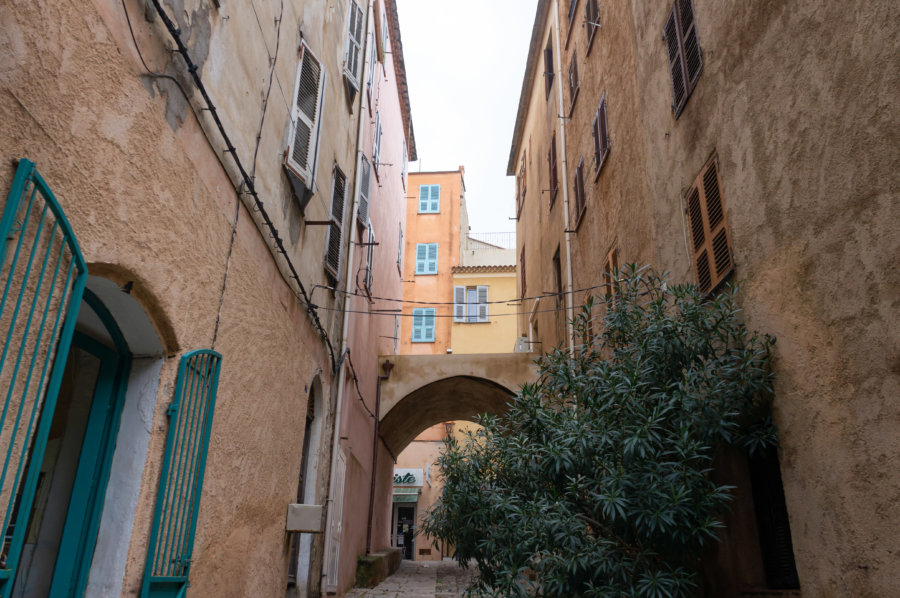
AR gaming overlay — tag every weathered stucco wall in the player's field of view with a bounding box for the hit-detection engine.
[0,0,368,595]
[629,2,900,595]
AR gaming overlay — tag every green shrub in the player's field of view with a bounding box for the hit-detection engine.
[421,266,776,597]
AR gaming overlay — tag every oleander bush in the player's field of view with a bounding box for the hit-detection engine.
[421,266,777,598]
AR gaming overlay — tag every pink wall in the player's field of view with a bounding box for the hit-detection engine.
[335,0,413,592]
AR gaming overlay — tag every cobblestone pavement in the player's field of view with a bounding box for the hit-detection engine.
[345,559,477,597]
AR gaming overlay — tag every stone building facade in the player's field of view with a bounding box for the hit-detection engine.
[510,1,899,596]
[0,0,413,597]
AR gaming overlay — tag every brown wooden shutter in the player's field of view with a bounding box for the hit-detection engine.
[548,134,558,205]
[520,247,527,297]
[574,158,586,218]
[585,0,600,46]
[592,108,602,167]
[603,245,619,299]
[665,0,702,118]
[679,0,703,90]
[596,94,610,172]
[686,155,732,294]
[544,45,554,98]
[568,53,579,111]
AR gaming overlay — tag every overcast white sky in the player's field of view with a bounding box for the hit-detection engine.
[395,0,538,234]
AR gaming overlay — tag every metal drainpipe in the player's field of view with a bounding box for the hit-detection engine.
[552,0,576,355]
[366,359,393,554]
[322,0,372,586]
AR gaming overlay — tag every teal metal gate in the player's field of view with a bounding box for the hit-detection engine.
[142,350,222,598]
[0,159,87,595]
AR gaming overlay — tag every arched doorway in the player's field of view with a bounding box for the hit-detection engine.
[11,280,164,598]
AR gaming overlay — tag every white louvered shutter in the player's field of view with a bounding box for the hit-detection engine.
[453,286,466,322]
[373,111,382,173]
[287,44,325,185]
[325,167,347,279]
[365,222,375,292]
[358,156,371,225]
[427,243,438,274]
[344,2,364,89]
[477,285,489,322]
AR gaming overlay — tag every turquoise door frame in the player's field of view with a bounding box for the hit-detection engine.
[48,290,131,598]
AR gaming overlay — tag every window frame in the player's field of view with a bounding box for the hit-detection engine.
[591,92,610,178]
[414,242,438,275]
[417,184,441,214]
[411,308,436,343]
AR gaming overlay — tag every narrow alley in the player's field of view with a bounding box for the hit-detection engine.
[346,561,477,598]
[0,0,897,597]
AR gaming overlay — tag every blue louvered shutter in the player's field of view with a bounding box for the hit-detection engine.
[415,244,427,274]
[412,309,424,342]
[426,243,438,274]
[418,185,429,213]
[422,308,436,341]
[141,350,222,598]
[0,160,87,595]
[429,185,440,213]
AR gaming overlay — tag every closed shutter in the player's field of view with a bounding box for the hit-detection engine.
[592,94,609,173]
[574,157,586,217]
[357,156,371,226]
[372,111,382,175]
[548,134,558,205]
[520,247,526,297]
[325,167,347,279]
[0,160,87,595]
[585,0,600,44]
[415,244,427,274]
[142,350,222,598]
[364,223,375,293]
[544,45,554,98]
[604,245,619,299]
[568,53,579,110]
[422,308,436,341]
[453,286,466,322]
[344,1,364,89]
[429,186,440,213]
[286,44,325,185]
[366,30,376,100]
[426,243,438,274]
[477,286,489,322]
[418,185,440,213]
[664,0,702,118]
[411,308,434,342]
[686,155,732,294]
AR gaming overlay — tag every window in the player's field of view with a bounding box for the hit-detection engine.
[357,155,371,226]
[372,110,383,176]
[418,184,440,213]
[343,1,364,91]
[585,0,600,48]
[591,93,610,174]
[567,51,579,113]
[544,36,555,99]
[397,223,404,274]
[454,285,489,323]
[381,9,390,59]
[573,157,586,223]
[286,43,325,188]
[324,166,347,280]
[520,246,527,298]
[517,153,527,216]
[567,0,577,30]
[401,140,408,189]
[552,248,562,305]
[364,222,375,294]
[603,244,619,299]
[411,308,436,342]
[685,154,732,294]
[415,243,438,275]
[664,0,702,118]
[366,29,377,106]
[548,133,559,207]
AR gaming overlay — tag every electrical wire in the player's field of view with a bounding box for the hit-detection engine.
[146,0,337,372]
[326,281,614,306]
[345,350,376,420]
[310,301,595,318]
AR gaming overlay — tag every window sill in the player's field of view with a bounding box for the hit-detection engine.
[414,272,437,276]
[411,340,435,344]
[417,211,440,215]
